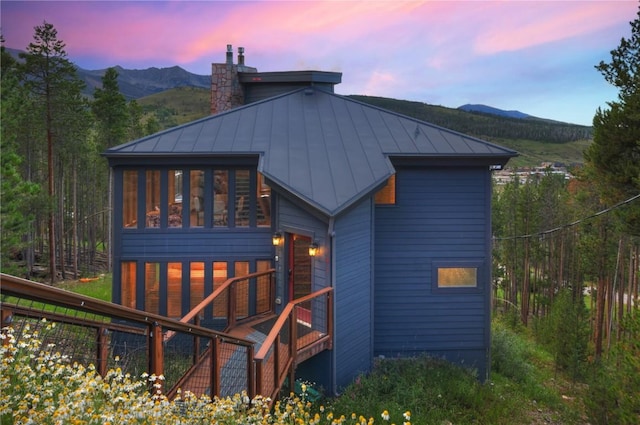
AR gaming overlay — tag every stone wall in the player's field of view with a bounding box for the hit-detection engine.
[210,45,257,114]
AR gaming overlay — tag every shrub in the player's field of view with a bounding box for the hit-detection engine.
[534,289,590,380]
[491,320,535,383]
[585,312,640,424]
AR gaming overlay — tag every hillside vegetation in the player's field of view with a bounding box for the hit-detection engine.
[137,88,592,168]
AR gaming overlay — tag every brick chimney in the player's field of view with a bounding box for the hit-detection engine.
[211,45,257,115]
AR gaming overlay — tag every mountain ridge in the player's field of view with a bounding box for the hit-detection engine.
[458,103,531,120]
[6,46,583,125]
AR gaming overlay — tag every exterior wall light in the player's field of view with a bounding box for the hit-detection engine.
[308,242,319,257]
[272,232,283,246]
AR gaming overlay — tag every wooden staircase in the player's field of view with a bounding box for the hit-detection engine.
[0,272,332,407]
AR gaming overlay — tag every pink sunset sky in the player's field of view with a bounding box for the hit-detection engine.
[1,1,636,126]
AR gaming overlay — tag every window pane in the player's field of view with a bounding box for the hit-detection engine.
[257,260,272,313]
[167,262,182,317]
[121,261,136,308]
[235,170,250,227]
[257,173,271,227]
[375,175,396,205]
[123,170,138,228]
[168,170,183,228]
[213,262,227,318]
[146,170,160,228]
[190,170,205,227]
[145,263,159,314]
[235,261,249,317]
[213,170,228,226]
[437,267,477,287]
[190,262,205,317]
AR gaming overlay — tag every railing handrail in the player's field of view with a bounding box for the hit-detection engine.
[179,269,276,325]
[254,286,333,360]
[0,273,253,346]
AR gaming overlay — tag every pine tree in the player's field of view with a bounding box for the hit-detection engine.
[19,21,87,282]
[584,7,640,236]
[1,41,41,275]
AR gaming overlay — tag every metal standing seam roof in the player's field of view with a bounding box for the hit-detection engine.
[104,87,518,216]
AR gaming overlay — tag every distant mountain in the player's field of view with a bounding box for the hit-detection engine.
[5,47,210,99]
[458,104,531,119]
[77,65,210,100]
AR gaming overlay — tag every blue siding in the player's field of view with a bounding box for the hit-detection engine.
[374,166,491,378]
[277,197,333,389]
[278,197,329,292]
[119,230,272,259]
[333,198,374,390]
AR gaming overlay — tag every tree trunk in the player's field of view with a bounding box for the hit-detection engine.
[47,104,56,283]
[72,160,78,279]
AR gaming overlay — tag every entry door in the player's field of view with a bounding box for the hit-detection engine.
[288,234,312,324]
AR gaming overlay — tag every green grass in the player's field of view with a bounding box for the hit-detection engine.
[320,319,587,425]
[57,274,112,301]
[59,278,589,423]
[491,137,591,168]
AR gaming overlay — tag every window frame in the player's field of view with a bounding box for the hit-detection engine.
[431,259,485,294]
[121,166,270,230]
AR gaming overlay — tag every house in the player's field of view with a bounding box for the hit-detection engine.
[102,46,517,394]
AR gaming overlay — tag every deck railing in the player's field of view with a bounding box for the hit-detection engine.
[1,271,333,406]
[0,273,256,399]
[177,269,276,332]
[254,287,333,402]
[164,269,275,398]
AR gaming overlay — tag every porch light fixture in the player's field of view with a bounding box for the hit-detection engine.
[308,242,319,257]
[272,232,283,246]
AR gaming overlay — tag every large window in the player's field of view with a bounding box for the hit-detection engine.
[213,170,228,226]
[190,262,205,317]
[121,261,136,308]
[121,260,272,318]
[145,263,160,314]
[123,167,270,229]
[146,170,160,228]
[167,262,182,317]
[235,170,250,227]
[168,170,183,228]
[123,170,138,227]
[213,261,228,318]
[190,170,204,227]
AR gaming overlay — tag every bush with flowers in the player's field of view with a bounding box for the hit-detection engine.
[1,320,404,425]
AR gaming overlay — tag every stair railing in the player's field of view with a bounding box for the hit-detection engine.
[0,273,256,399]
[253,287,333,403]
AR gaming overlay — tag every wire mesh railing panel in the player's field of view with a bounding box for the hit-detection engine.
[218,339,250,398]
[162,331,199,391]
[297,294,329,349]
[256,345,276,398]
[255,274,273,315]
[109,329,149,378]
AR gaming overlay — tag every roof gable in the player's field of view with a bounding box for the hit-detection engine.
[104,88,517,215]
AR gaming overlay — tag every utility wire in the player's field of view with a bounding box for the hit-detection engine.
[494,192,640,241]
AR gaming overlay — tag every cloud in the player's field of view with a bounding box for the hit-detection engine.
[473,1,636,55]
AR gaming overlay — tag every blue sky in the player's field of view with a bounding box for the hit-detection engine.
[2,1,637,126]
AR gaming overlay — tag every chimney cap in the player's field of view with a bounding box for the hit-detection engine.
[227,44,233,52]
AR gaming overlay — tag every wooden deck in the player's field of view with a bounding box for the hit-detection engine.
[177,315,327,398]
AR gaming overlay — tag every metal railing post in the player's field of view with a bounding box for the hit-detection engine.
[149,321,164,393]
[211,337,220,397]
[96,327,109,376]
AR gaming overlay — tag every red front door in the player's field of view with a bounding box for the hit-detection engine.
[288,234,312,324]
